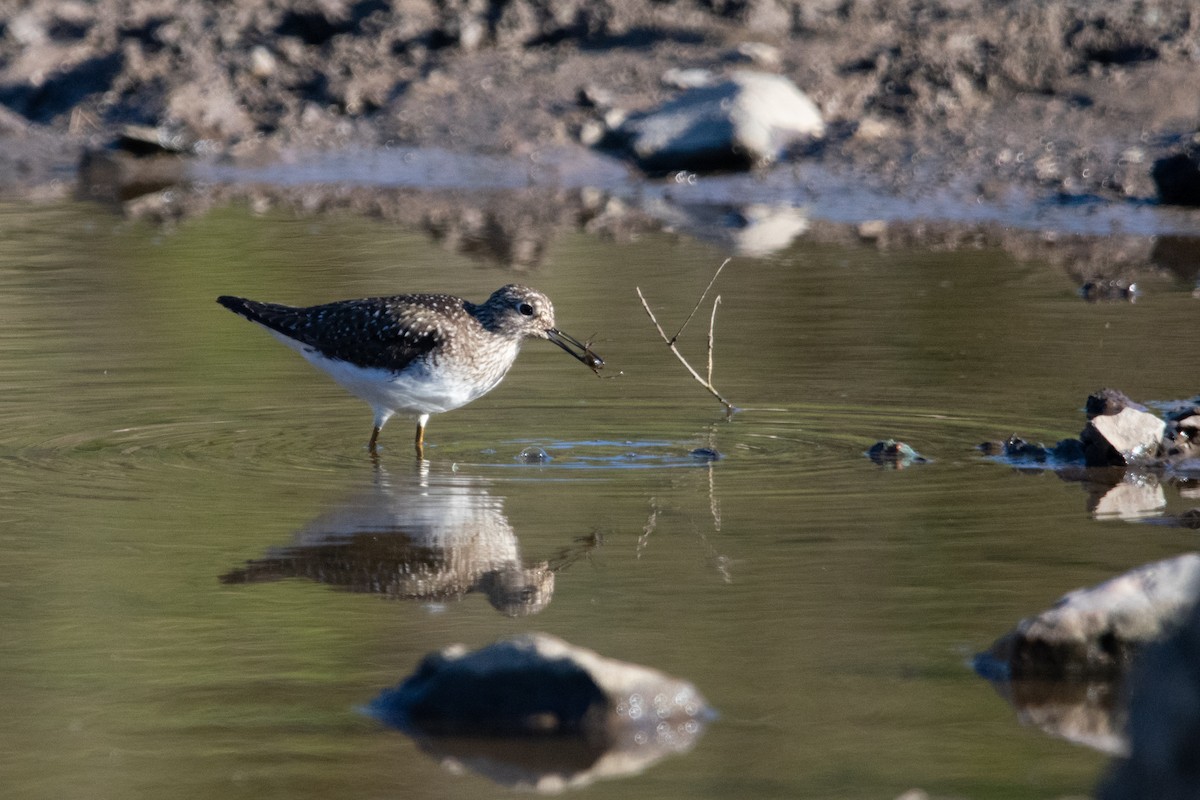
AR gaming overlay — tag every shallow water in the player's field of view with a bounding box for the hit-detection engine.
[2,198,1197,799]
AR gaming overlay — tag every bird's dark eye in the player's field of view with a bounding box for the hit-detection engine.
[517,302,535,316]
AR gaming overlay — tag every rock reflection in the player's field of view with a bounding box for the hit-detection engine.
[642,199,810,256]
[981,677,1127,755]
[396,723,705,793]
[1081,470,1167,519]
[983,457,1188,523]
[1052,468,1196,523]
[221,466,593,616]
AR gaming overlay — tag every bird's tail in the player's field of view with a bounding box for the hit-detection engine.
[216,295,302,338]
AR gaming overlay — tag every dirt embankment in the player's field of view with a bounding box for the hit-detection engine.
[1,0,1198,211]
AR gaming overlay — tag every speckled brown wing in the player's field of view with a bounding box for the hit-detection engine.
[217,294,465,372]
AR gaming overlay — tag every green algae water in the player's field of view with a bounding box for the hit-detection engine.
[1,198,1196,799]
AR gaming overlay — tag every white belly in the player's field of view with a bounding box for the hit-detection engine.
[268,329,518,422]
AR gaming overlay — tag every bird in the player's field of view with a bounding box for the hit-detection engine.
[217,284,602,457]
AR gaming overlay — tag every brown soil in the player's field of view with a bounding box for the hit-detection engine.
[2,0,1199,235]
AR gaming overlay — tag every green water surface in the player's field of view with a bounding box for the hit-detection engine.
[1,200,1196,799]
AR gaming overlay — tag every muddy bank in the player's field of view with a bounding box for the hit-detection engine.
[83,167,1200,295]
[3,0,1200,244]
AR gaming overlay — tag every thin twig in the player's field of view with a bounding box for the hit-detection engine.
[670,257,731,344]
[636,262,737,414]
[707,295,720,387]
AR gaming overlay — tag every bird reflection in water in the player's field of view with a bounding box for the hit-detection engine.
[220,464,596,616]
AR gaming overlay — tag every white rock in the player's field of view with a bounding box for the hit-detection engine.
[1020,554,1200,646]
[617,71,824,172]
[1084,405,1166,465]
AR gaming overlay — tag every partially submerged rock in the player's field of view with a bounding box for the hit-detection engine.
[609,71,825,173]
[982,388,1200,470]
[369,633,711,737]
[368,633,711,791]
[866,439,929,468]
[977,553,1200,679]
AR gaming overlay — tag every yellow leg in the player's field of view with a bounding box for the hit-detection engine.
[369,425,381,454]
[414,419,425,459]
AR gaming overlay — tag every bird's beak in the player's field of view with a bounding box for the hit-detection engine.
[547,328,604,373]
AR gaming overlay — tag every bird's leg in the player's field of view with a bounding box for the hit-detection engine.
[414,413,429,460]
[369,425,381,454]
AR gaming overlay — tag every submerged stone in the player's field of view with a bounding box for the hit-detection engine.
[516,445,551,463]
[867,439,929,468]
[366,633,712,791]
[368,633,712,737]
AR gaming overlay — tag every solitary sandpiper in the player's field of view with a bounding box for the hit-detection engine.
[217,285,601,457]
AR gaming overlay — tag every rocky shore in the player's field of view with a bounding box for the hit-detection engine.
[3,0,1200,216]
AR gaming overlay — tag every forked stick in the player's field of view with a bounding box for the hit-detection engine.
[670,258,729,343]
[636,259,736,415]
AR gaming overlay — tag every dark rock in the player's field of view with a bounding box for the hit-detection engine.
[368,633,712,737]
[1152,145,1200,207]
[1004,435,1051,462]
[979,553,1200,679]
[1096,599,1200,799]
[978,434,1052,462]
[1051,438,1087,463]
[611,71,825,173]
[1086,388,1143,419]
